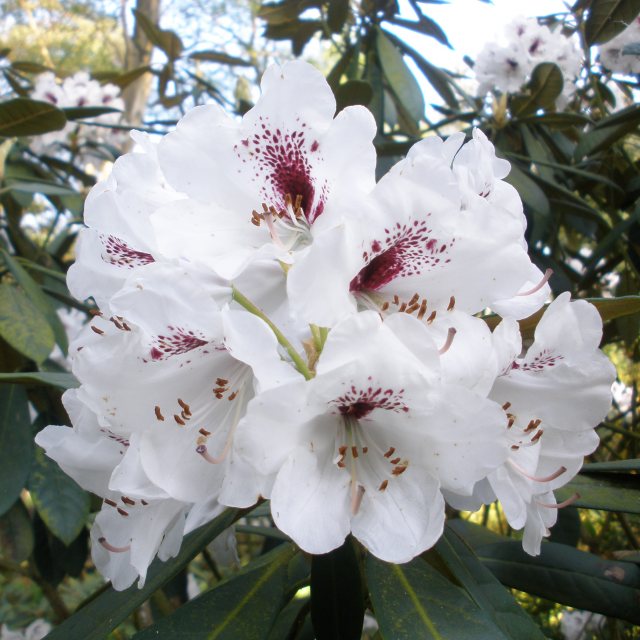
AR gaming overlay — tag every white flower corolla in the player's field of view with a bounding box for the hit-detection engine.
[150,60,377,279]
[233,311,509,562]
[474,16,582,106]
[289,130,548,326]
[30,71,125,154]
[450,293,615,554]
[0,620,52,640]
[599,17,640,75]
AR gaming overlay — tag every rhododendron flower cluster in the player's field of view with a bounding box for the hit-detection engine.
[599,16,640,75]
[36,61,615,590]
[474,16,582,106]
[30,71,125,155]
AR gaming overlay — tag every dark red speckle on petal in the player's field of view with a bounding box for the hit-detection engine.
[331,385,408,420]
[101,235,155,269]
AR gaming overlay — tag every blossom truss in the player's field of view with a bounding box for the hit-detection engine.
[30,71,126,156]
[599,16,640,75]
[474,16,582,106]
[35,60,614,590]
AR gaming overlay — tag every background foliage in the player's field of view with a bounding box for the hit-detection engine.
[0,0,639,638]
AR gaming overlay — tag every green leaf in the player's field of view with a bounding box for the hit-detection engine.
[4,180,77,196]
[189,51,252,66]
[62,106,121,120]
[391,16,451,48]
[504,164,550,216]
[134,544,296,639]
[513,112,593,127]
[45,507,245,640]
[327,0,349,33]
[0,385,33,517]
[376,28,425,125]
[335,80,373,112]
[435,528,546,639]
[0,282,55,363]
[0,499,34,563]
[133,9,183,59]
[366,555,508,640]
[585,0,640,45]
[574,104,640,158]
[311,538,364,640]
[93,66,152,90]
[1,250,68,355]
[512,63,564,116]
[475,541,640,625]
[28,446,90,545]
[583,458,640,472]
[556,472,640,514]
[9,61,51,74]
[0,371,78,388]
[0,98,66,137]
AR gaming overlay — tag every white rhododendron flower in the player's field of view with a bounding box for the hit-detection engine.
[599,17,640,75]
[35,60,614,589]
[30,71,126,156]
[474,16,582,106]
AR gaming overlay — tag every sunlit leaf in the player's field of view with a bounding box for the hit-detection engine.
[0,98,66,137]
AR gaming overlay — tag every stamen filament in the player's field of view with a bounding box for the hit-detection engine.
[98,537,131,553]
[438,327,457,355]
[536,493,580,509]
[508,460,567,483]
[517,269,553,297]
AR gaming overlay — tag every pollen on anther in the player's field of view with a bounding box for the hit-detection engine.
[427,310,437,324]
[216,378,229,386]
[121,496,135,505]
[378,480,389,491]
[417,299,428,320]
[91,325,105,335]
[154,406,165,421]
[447,296,456,311]
[390,457,401,465]
[228,391,238,401]
[381,301,389,311]
[174,414,186,426]
[104,498,117,507]
[502,402,511,411]
[199,428,211,436]
[384,446,396,458]
[117,508,129,517]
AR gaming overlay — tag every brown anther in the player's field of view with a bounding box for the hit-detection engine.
[393,295,400,305]
[216,378,229,386]
[199,428,211,436]
[174,414,186,426]
[338,445,347,456]
[337,460,346,468]
[215,393,224,399]
[362,447,368,454]
[228,391,238,401]
[351,446,359,458]
[381,301,390,311]
[213,387,226,394]
[91,325,104,335]
[178,398,190,411]
[121,496,135,505]
[104,498,117,507]
[409,293,420,306]
[110,316,124,330]
[390,457,401,465]
[392,464,408,476]
[502,402,511,411]
[117,508,129,517]
[251,218,261,226]
[180,410,190,421]
[141,500,148,506]
[447,296,456,311]
[154,406,165,421]
[531,429,544,443]
[384,447,396,458]
[405,303,420,314]
[507,416,515,428]
[122,322,131,331]
[294,194,303,211]
[511,445,520,451]
[427,310,437,324]
[399,302,407,312]
[378,479,389,492]
[417,299,428,320]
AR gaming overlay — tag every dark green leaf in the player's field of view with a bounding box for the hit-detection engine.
[0,282,55,363]
[0,385,33,517]
[556,472,640,514]
[0,98,66,137]
[583,458,640,472]
[63,106,121,120]
[575,105,640,158]
[475,541,640,625]
[311,538,364,640]
[327,0,349,32]
[0,499,33,563]
[4,180,77,196]
[435,527,546,639]
[0,371,78,388]
[512,63,564,116]
[28,446,90,545]
[10,61,51,74]
[93,66,152,90]
[585,0,640,45]
[1,250,68,355]
[504,164,550,216]
[189,51,253,66]
[513,112,593,127]
[45,507,245,640]
[390,16,451,48]
[366,554,507,640]
[376,28,425,124]
[335,80,373,112]
[134,544,296,639]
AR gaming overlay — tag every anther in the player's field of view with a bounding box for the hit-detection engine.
[530,429,544,443]
[392,464,408,476]
[116,508,129,517]
[141,500,148,506]
[178,398,190,412]
[98,537,131,553]
[417,299,428,320]
[438,327,457,355]
[536,493,580,509]
[381,301,390,311]
[216,378,229,386]
[174,414,186,426]
[378,480,388,492]
[399,302,407,312]
[228,391,238,401]
[502,402,511,411]
[427,310,437,324]
[362,447,368,454]
[154,406,164,421]
[507,415,515,428]
[338,445,347,456]
[384,447,395,458]
[199,428,211,436]
[351,446,359,458]
[517,269,552,297]
[409,293,420,306]
[405,303,420,314]
[121,496,135,505]
[104,498,117,507]
[447,296,456,311]
[91,325,104,335]
[393,295,400,306]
